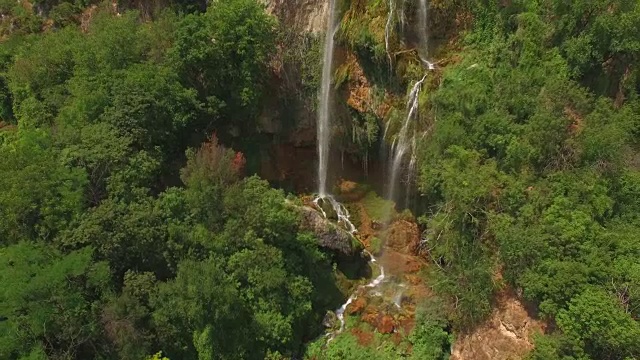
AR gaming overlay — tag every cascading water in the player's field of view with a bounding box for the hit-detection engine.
[397,0,406,37]
[384,0,395,68]
[385,74,427,208]
[417,0,435,69]
[317,0,339,197]
[313,194,387,339]
[329,250,386,340]
[313,195,357,234]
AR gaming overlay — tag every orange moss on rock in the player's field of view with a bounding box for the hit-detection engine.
[347,297,367,315]
[377,315,396,334]
[351,328,374,346]
[385,220,420,254]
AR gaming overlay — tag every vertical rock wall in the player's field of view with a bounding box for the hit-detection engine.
[261,0,329,33]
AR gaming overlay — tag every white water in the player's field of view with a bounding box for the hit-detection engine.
[317,0,339,197]
[397,0,407,37]
[313,196,386,340]
[332,250,385,336]
[417,0,435,69]
[385,74,427,206]
[313,195,357,234]
[385,0,395,68]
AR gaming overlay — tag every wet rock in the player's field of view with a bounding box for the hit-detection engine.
[371,220,383,230]
[298,206,357,255]
[322,311,338,328]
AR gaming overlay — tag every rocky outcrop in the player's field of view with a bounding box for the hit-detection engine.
[451,294,546,360]
[385,220,420,255]
[298,205,358,255]
[261,0,328,33]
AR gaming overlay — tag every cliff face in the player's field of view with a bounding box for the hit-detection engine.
[261,0,328,33]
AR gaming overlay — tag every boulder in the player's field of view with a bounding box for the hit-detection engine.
[298,206,358,255]
[322,311,338,328]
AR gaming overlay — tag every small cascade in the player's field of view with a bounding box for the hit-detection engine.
[313,195,357,234]
[330,250,386,338]
[384,0,395,68]
[364,250,386,288]
[313,197,386,341]
[317,0,339,197]
[385,74,427,208]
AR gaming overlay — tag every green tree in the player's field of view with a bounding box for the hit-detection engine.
[0,129,87,244]
[0,243,110,359]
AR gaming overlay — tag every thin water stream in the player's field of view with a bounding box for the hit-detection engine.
[317,0,339,197]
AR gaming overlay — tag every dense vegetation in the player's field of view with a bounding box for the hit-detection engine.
[1,0,639,359]
[0,1,341,359]
[414,1,640,359]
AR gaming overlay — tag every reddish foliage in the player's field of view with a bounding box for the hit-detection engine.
[181,133,244,186]
[232,151,246,177]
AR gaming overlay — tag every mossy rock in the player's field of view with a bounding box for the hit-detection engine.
[361,191,396,223]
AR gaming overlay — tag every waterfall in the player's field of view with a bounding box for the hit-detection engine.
[417,0,434,69]
[398,0,406,37]
[384,0,395,68]
[385,74,427,208]
[317,0,339,197]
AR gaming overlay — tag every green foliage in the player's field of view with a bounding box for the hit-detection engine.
[370,236,382,255]
[305,330,408,360]
[0,2,339,359]
[414,2,640,359]
[409,297,453,360]
[0,243,110,359]
[170,0,276,123]
[0,129,87,244]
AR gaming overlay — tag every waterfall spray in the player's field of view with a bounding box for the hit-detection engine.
[317,0,339,197]
[385,74,426,207]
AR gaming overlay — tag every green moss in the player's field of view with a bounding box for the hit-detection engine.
[370,236,383,255]
[361,191,396,222]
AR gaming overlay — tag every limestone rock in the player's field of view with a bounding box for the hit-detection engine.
[385,220,420,255]
[298,205,357,255]
[450,294,546,360]
[261,0,328,33]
